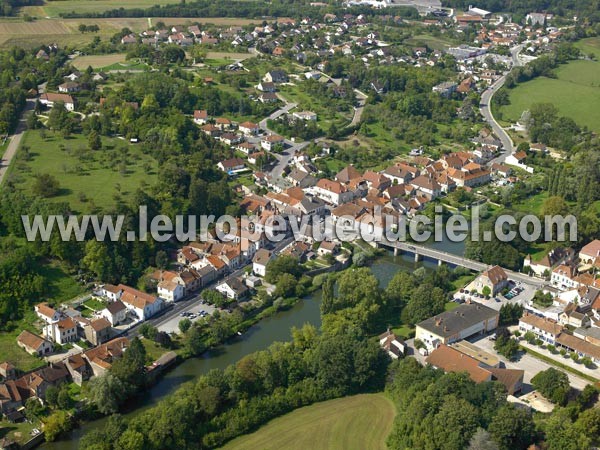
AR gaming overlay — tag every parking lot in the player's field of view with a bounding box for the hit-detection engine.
[155,298,218,335]
[453,279,537,312]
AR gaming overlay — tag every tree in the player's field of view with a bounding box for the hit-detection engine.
[44,410,72,442]
[185,325,206,356]
[403,284,445,325]
[45,385,59,408]
[468,428,499,450]
[265,255,302,283]
[274,273,296,298]
[32,173,61,198]
[25,397,46,420]
[155,250,169,270]
[531,368,569,405]
[111,337,147,389]
[88,130,101,150]
[488,404,535,450]
[482,286,491,297]
[87,374,127,414]
[139,323,158,340]
[179,318,192,334]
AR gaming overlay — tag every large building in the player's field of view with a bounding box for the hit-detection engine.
[426,344,524,395]
[416,303,499,350]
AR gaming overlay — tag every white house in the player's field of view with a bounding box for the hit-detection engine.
[39,93,75,111]
[379,329,405,359]
[99,284,122,301]
[44,317,78,345]
[119,285,163,321]
[157,280,185,302]
[35,303,61,324]
[100,300,127,326]
[215,278,249,300]
[239,121,259,135]
[252,248,272,277]
[519,313,563,345]
[261,134,285,151]
[311,178,354,206]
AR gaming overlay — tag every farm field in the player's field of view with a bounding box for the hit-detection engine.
[71,53,127,69]
[405,33,455,51]
[221,394,396,450]
[575,36,600,58]
[498,59,600,133]
[0,17,259,48]
[20,0,181,17]
[10,130,158,213]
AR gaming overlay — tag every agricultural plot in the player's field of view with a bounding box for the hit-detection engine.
[221,394,396,450]
[498,59,600,133]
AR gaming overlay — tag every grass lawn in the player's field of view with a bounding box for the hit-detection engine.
[71,53,127,70]
[221,394,396,450]
[0,312,45,372]
[498,60,600,133]
[101,60,149,71]
[11,130,158,213]
[511,191,549,215]
[37,262,85,304]
[82,297,106,312]
[575,37,600,58]
[392,324,414,339]
[140,337,169,364]
[405,33,455,51]
[451,274,476,291]
[0,419,42,446]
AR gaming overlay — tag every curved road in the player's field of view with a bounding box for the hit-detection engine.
[0,99,35,186]
[480,44,524,165]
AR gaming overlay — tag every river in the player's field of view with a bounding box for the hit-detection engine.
[42,238,464,449]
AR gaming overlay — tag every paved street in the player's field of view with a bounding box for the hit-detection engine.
[0,99,35,186]
[482,44,524,166]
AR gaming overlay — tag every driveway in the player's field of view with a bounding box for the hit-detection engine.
[0,98,35,186]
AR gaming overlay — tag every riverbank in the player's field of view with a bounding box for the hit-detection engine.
[41,247,461,449]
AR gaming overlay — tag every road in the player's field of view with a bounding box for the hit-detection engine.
[480,44,524,165]
[380,239,543,287]
[349,89,367,128]
[128,237,294,338]
[0,99,35,186]
[259,96,310,179]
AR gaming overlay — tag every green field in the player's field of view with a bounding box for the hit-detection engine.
[575,37,600,58]
[498,60,600,133]
[221,394,395,450]
[11,130,158,212]
[405,33,455,51]
[21,0,184,18]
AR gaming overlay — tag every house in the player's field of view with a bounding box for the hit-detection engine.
[490,163,512,178]
[335,165,362,184]
[99,284,122,301]
[219,133,242,146]
[523,247,574,277]
[121,34,137,44]
[17,331,53,356]
[58,82,80,93]
[35,303,61,324]
[119,285,163,321]
[44,317,78,345]
[100,300,127,326]
[215,277,249,300]
[65,353,91,386]
[415,303,499,350]
[158,280,185,302]
[292,111,317,121]
[252,248,272,277]
[432,81,457,97]
[312,178,354,206]
[378,329,405,359]
[263,70,288,83]
[519,313,563,345]
[426,344,524,395]
[83,337,129,377]
[472,265,508,296]
[39,93,75,111]
[317,240,339,257]
[256,81,276,92]
[0,381,23,416]
[410,175,442,199]
[84,318,112,346]
[559,306,590,329]
[218,158,245,173]
[259,92,279,103]
[237,141,257,155]
[0,362,16,381]
[248,151,265,165]
[239,121,259,135]
[579,240,600,265]
[381,164,417,184]
[193,109,209,125]
[551,264,577,290]
[261,134,285,151]
[215,117,232,130]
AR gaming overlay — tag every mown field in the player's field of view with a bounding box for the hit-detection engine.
[20,0,181,17]
[11,130,158,212]
[498,59,600,133]
[0,17,258,48]
[575,36,600,58]
[221,394,396,450]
